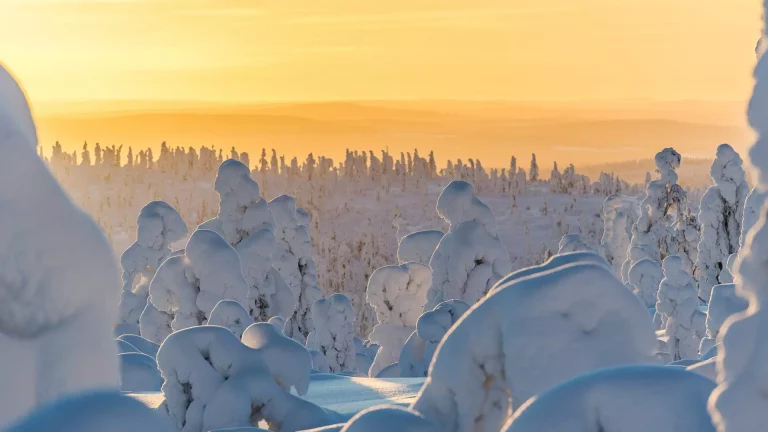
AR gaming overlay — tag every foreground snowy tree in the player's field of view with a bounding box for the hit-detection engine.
[269,195,323,343]
[426,181,512,310]
[709,16,768,429]
[397,230,444,265]
[365,263,431,377]
[399,299,470,378]
[200,160,295,324]
[119,201,187,337]
[695,144,749,302]
[206,300,253,339]
[412,262,657,431]
[628,258,663,309]
[148,229,248,331]
[503,366,716,432]
[600,194,633,275]
[699,283,748,355]
[0,65,120,424]
[157,325,337,432]
[656,256,705,361]
[309,293,357,373]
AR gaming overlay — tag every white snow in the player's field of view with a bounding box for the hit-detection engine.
[412,262,657,432]
[207,300,254,339]
[119,352,163,392]
[366,262,431,377]
[118,334,160,358]
[426,181,512,310]
[699,283,748,355]
[600,194,633,276]
[0,64,120,425]
[310,294,357,373]
[557,233,594,254]
[490,251,611,293]
[502,366,716,432]
[398,300,470,378]
[396,230,444,265]
[339,405,439,432]
[628,258,663,308]
[148,229,248,331]
[656,256,706,360]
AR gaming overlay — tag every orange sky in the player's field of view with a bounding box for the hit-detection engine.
[0,0,762,111]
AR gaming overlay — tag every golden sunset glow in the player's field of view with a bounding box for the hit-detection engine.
[0,0,761,165]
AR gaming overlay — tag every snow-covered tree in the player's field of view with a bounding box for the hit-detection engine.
[628,258,663,309]
[206,299,253,339]
[308,294,357,373]
[600,194,632,274]
[709,18,768,430]
[557,234,594,254]
[740,187,768,248]
[148,229,248,331]
[399,299,469,378]
[412,263,657,431]
[529,153,539,182]
[120,201,187,337]
[365,263,431,377]
[503,366,716,432]
[695,144,749,302]
[699,283,748,355]
[426,181,512,310]
[397,230,443,265]
[269,195,323,343]
[0,65,120,424]
[656,256,705,361]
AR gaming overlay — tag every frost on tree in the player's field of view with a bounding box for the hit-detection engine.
[207,300,254,339]
[411,263,657,432]
[157,325,337,432]
[698,283,747,355]
[399,300,470,378]
[503,366,716,432]
[148,229,248,331]
[120,201,188,337]
[628,258,663,308]
[397,230,444,265]
[695,144,749,302]
[600,194,632,275]
[310,294,357,373]
[0,65,120,425]
[426,181,512,310]
[623,148,698,282]
[557,234,594,254]
[365,263,431,377]
[655,256,705,361]
[709,18,768,431]
[269,195,323,343]
[199,159,295,324]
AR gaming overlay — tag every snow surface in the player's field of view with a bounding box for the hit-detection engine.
[399,300,470,378]
[503,366,716,432]
[396,230,443,265]
[118,334,160,358]
[365,262,431,377]
[310,294,357,373]
[412,262,657,432]
[426,181,512,309]
[0,64,120,425]
[119,352,163,392]
[338,405,439,432]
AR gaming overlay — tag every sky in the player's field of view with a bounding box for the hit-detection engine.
[0,0,762,110]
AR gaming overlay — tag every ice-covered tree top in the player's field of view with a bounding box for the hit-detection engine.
[436,180,498,236]
[710,143,746,205]
[135,201,188,250]
[654,147,681,183]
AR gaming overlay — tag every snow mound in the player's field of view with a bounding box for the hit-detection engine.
[412,262,657,432]
[149,229,248,331]
[699,284,748,355]
[397,230,444,265]
[340,405,439,432]
[558,234,594,254]
[5,391,174,432]
[366,263,431,377]
[310,349,332,373]
[502,366,715,432]
[157,325,334,432]
[118,334,160,358]
[269,316,286,332]
[207,300,253,339]
[0,64,120,425]
[628,258,663,308]
[119,352,163,392]
[688,357,718,382]
[240,322,313,395]
[117,339,140,354]
[490,251,610,293]
[399,300,470,378]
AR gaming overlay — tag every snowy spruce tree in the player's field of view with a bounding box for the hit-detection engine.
[425,181,512,310]
[600,194,632,275]
[269,195,323,343]
[709,15,768,430]
[307,294,357,373]
[529,153,539,182]
[695,144,749,302]
[119,201,187,337]
[655,256,705,361]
